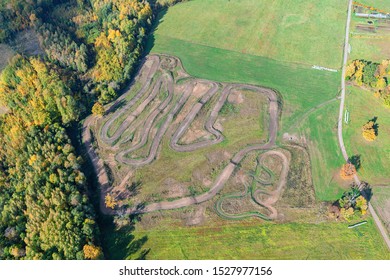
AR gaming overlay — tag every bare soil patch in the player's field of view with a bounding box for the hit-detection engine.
[227,90,244,104]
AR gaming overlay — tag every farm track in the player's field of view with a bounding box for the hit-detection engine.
[83,54,282,216]
[338,0,390,249]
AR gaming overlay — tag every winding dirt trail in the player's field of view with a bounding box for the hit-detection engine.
[83,54,282,215]
[252,150,289,219]
[216,150,289,220]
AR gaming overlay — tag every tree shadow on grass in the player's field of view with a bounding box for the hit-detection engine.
[369,117,379,136]
[100,215,149,260]
[348,154,361,171]
[105,98,127,114]
[144,7,168,56]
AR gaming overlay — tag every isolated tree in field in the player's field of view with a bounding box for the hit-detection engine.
[340,163,357,180]
[362,120,377,141]
[83,244,102,260]
[92,102,105,116]
[105,194,117,209]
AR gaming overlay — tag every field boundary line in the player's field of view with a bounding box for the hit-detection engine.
[155,34,340,71]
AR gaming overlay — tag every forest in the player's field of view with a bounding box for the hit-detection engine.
[0,0,185,259]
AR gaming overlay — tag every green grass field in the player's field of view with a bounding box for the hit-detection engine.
[126,218,389,259]
[371,186,390,236]
[343,86,390,185]
[149,36,340,133]
[154,0,347,68]
[359,0,390,11]
[350,36,390,62]
[299,102,346,200]
[97,0,390,260]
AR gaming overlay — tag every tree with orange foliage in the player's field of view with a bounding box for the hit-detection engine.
[83,244,103,260]
[340,163,357,179]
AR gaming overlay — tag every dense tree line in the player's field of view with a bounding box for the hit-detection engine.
[0,55,80,126]
[88,0,153,103]
[2,0,155,104]
[38,23,89,73]
[0,56,101,259]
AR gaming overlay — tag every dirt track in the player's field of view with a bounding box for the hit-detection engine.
[215,150,289,220]
[83,54,282,216]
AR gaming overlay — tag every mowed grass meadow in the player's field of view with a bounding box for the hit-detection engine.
[360,0,390,11]
[129,218,389,259]
[299,102,346,200]
[350,36,390,62]
[153,0,347,68]
[343,87,390,185]
[149,0,348,200]
[371,186,390,234]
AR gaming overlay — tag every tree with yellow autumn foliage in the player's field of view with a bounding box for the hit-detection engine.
[105,194,117,209]
[331,185,368,221]
[355,195,368,215]
[92,102,105,116]
[362,120,377,141]
[83,244,103,260]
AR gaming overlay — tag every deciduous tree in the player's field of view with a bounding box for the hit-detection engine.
[362,120,377,141]
[92,102,105,116]
[340,163,357,180]
[83,244,103,260]
[105,194,117,209]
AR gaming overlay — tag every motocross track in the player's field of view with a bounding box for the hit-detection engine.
[83,55,285,217]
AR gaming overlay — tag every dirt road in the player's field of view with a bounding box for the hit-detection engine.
[337,0,390,249]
